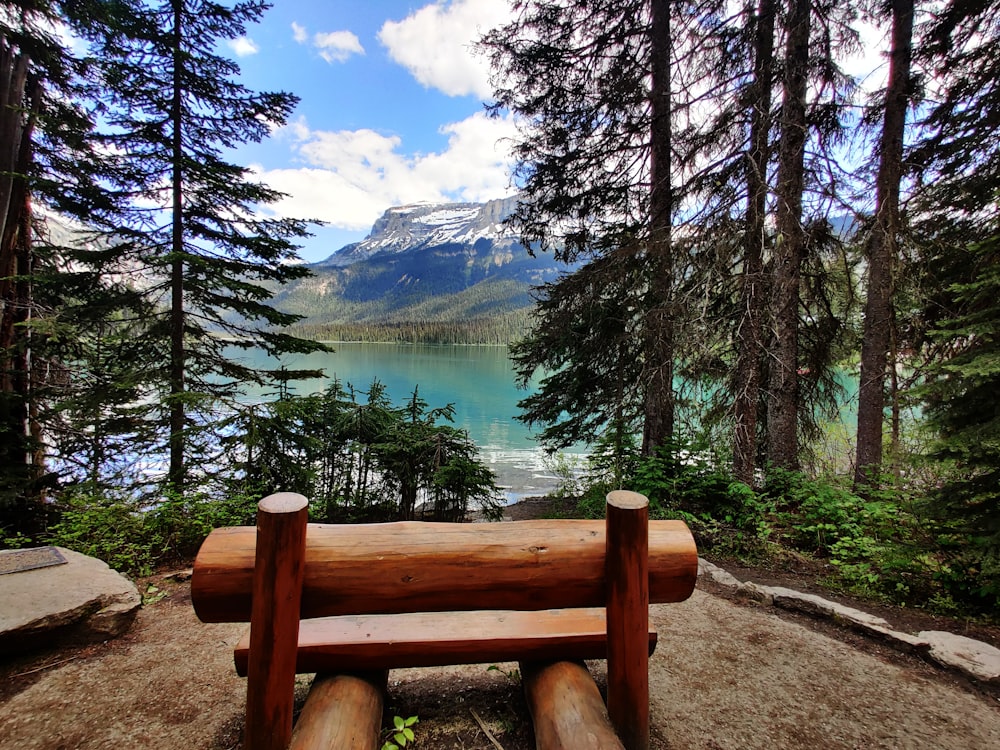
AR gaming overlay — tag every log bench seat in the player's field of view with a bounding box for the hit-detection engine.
[233,607,657,675]
[191,490,697,750]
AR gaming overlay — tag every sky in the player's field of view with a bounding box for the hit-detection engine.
[225,1,890,265]
[227,0,518,264]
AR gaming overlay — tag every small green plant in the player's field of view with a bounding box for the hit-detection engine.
[142,583,168,606]
[381,715,419,750]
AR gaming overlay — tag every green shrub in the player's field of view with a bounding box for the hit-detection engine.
[47,494,158,576]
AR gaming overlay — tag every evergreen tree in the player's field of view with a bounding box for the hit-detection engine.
[483,0,716,458]
[910,0,1000,605]
[732,0,777,484]
[0,1,115,533]
[854,0,915,487]
[510,252,646,451]
[74,0,327,493]
[921,235,1000,605]
[766,0,812,472]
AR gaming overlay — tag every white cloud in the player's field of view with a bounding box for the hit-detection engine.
[259,113,517,230]
[290,22,364,63]
[378,0,511,98]
[314,30,365,64]
[228,36,259,57]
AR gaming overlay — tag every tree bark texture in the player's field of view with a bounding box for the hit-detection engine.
[0,38,43,525]
[766,0,811,471]
[855,0,914,487]
[168,0,186,491]
[733,0,776,483]
[642,0,675,456]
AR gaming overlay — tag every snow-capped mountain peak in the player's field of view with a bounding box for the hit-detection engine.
[318,196,517,266]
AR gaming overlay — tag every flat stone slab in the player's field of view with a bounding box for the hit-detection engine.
[0,546,141,656]
[919,630,1000,684]
[765,585,893,630]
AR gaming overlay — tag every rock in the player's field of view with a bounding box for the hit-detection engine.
[918,630,1000,685]
[766,586,893,630]
[860,624,930,655]
[0,547,141,656]
[698,558,743,588]
[736,581,774,605]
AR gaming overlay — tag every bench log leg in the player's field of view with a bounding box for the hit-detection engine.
[289,671,387,750]
[521,661,624,750]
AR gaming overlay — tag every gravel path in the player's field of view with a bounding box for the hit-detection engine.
[2,577,998,750]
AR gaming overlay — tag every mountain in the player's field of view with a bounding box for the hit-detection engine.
[271,197,566,342]
[317,196,520,267]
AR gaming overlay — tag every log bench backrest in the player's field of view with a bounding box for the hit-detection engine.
[192,518,697,623]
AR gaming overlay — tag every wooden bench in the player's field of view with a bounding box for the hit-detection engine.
[192,490,697,750]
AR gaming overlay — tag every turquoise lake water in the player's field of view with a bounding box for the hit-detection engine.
[233,343,580,499]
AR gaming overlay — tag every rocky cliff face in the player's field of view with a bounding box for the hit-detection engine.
[317,196,519,267]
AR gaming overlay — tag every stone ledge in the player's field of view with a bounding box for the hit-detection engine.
[698,558,1000,686]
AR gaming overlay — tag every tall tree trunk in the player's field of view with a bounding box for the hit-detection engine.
[0,38,43,531]
[854,0,913,487]
[766,0,811,472]
[733,0,776,484]
[642,0,675,456]
[168,0,186,491]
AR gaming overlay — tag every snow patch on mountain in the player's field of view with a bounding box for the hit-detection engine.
[317,196,517,266]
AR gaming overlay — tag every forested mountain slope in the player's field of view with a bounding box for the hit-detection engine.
[271,197,566,341]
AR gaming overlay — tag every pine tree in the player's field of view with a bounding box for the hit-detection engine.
[483,0,704,457]
[732,0,777,484]
[921,235,1000,605]
[0,1,115,533]
[854,0,915,487]
[910,0,1000,605]
[74,0,327,493]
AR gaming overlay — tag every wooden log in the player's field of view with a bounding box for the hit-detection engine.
[233,607,658,676]
[288,671,387,750]
[244,493,309,750]
[605,491,649,750]
[192,519,697,623]
[521,660,624,750]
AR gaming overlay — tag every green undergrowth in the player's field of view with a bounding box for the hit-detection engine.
[567,440,998,620]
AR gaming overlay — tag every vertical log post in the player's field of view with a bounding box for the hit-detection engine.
[605,490,649,750]
[245,493,309,750]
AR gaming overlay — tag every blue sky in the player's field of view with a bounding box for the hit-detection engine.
[222,1,889,265]
[227,0,517,263]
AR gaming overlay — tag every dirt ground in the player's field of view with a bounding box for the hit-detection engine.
[2,498,1000,749]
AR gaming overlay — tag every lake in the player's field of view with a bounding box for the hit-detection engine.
[233,343,583,501]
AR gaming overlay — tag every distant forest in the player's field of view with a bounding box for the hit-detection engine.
[289,309,532,346]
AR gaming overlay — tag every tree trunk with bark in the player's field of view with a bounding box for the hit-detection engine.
[855,0,914,487]
[168,0,186,492]
[733,0,776,483]
[766,0,811,472]
[642,0,675,456]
